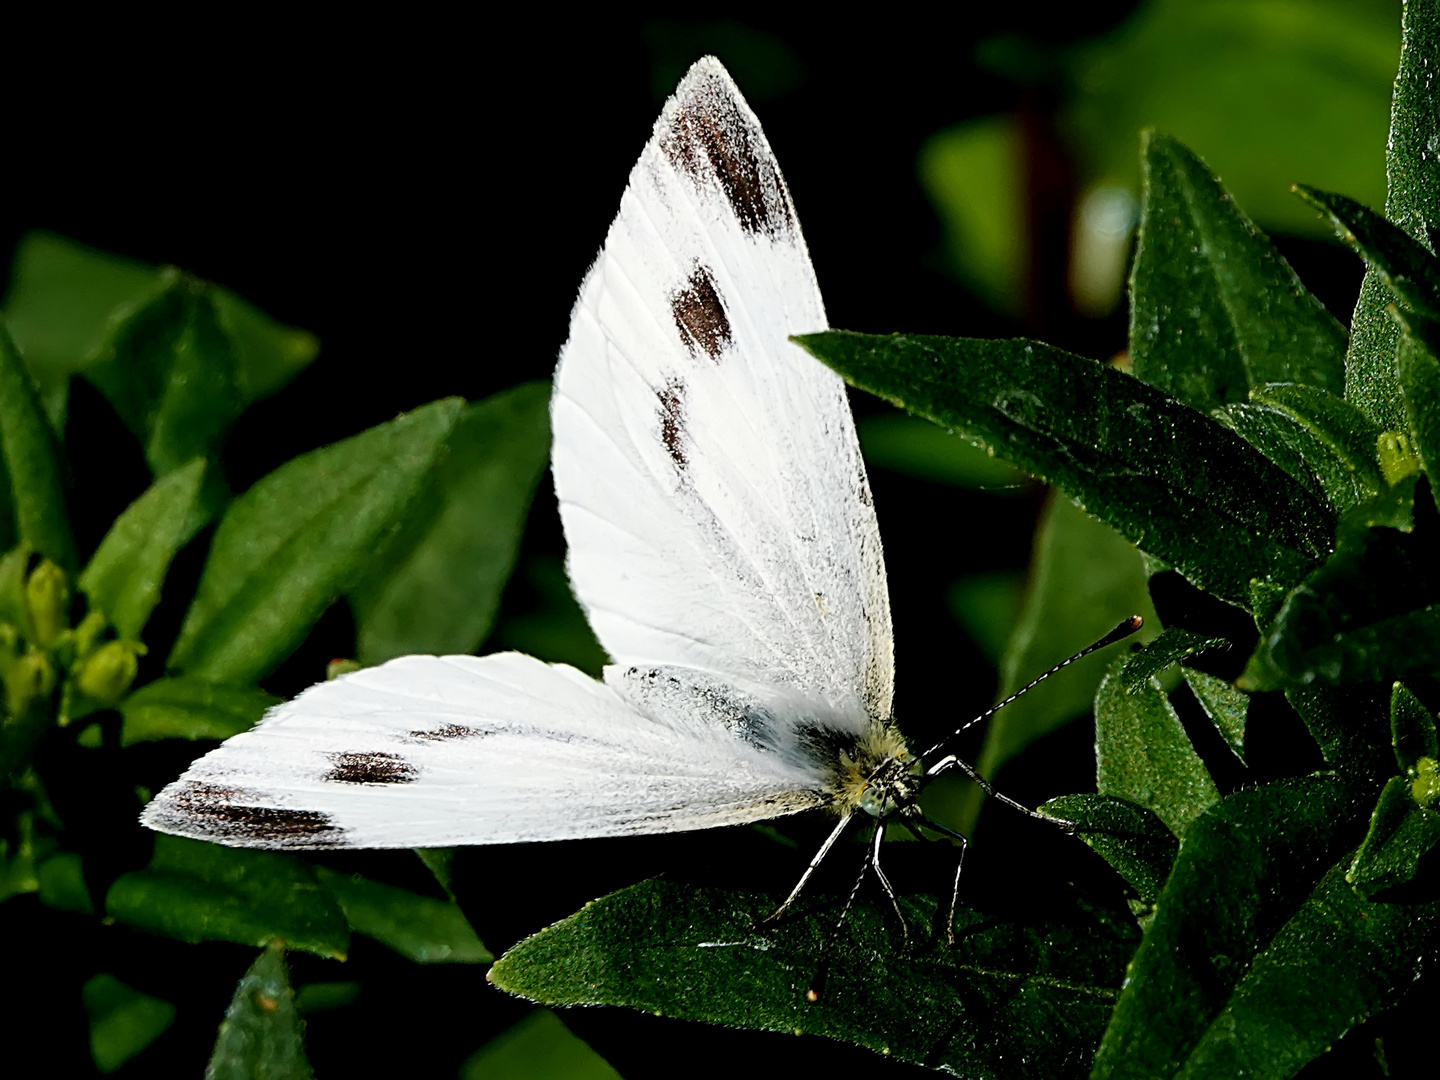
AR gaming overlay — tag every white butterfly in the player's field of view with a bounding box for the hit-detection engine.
[143,58,1125,926]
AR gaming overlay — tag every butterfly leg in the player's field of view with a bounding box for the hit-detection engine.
[806,829,875,1003]
[869,820,909,949]
[761,811,855,925]
[906,813,970,946]
[925,754,1075,830]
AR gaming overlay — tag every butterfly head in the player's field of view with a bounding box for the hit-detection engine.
[833,724,922,819]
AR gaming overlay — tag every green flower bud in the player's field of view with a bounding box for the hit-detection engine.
[6,649,56,718]
[1411,757,1440,809]
[74,641,144,706]
[1377,430,1421,486]
[326,658,362,680]
[24,560,70,648]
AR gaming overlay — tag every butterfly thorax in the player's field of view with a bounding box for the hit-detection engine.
[831,724,921,818]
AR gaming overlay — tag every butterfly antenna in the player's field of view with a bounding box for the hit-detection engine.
[921,615,1143,762]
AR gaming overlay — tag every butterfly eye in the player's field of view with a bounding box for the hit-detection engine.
[859,785,890,818]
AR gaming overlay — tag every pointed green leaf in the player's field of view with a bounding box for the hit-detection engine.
[1397,319,1440,492]
[490,878,1136,1078]
[1,232,318,427]
[1297,185,1440,321]
[1285,685,1393,778]
[1169,859,1440,1079]
[80,458,211,640]
[83,973,176,1074]
[798,332,1333,606]
[118,676,278,746]
[37,850,94,914]
[169,399,464,684]
[971,496,1157,806]
[1245,383,1384,515]
[1129,133,1346,413]
[1346,775,1440,897]
[1347,1,1440,430]
[1392,681,1438,772]
[1091,775,1361,1080]
[106,835,349,959]
[83,273,243,477]
[461,1010,622,1080]
[1116,628,1229,693]
[858,412,1025,489]
[1095,655,1219,837]
[1210,402,1327,503]
[0,319,74,567]
[206,944,314,1080]
[314,867,490,963]
[1041,794,1178,904]
[349,382,550,664]
[1245,508,1440,688]
[1183,668,1249,763]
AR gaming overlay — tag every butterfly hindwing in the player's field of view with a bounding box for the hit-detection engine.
[141,653,827,848]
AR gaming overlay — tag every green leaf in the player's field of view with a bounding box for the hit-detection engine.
[490,878,1137,1078]
[106,835,349,959]
[972,497,1158,803]
[1,231,318,427]
[1090,775,1365,1079]
[82,272,243,477]
[37,851,95,914]
[1245,508,1440,688]
[1128,133,1346,412]
[293,981,361,1016]
[1041,794,1178,904]
[797,332,1333,606]
[1346,775,1440,897]
[1166,859,1440,1079]
[118,676,278,746]
[1116,627,1229,693]
[1285,685,1393,776]
[0,319,74,567]
[349,382,550,664]
[1244,383,1384,515]
[857,412,1025,489]
[1211,402,1328,503]
[314,867,490,963]
[206,943,314,1080]
[79,458,211,640]
[1347,0,1440,431]
[1183,668,1249,763]
[1397,319,1440,493]
[1095,654,1219,837]
[169,399,465,684]
[83,973,176,1074]
[1392,681,1438,772]
[461,1010,622,1080]
[945,571,1025,663]
[1296,184,1440,321]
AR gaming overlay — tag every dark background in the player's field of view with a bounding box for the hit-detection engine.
[5,8,1402,1078]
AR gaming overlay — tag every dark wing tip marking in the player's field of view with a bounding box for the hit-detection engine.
[324,751,419,785]
[671,264,732,361]
[160,781,344,846]
[657,376,688,469]
[658,73,794,237]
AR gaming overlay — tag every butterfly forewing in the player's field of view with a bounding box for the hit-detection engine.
[554,57,893,727]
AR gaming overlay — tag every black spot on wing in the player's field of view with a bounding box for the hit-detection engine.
[409,723,491,741]
[657,376,687,469]
[671,264,732,361]
[659,78,794,237]
[165,781,345,846]
[324,751,418,785]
